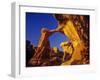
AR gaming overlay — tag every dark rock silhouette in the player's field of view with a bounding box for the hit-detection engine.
[26,40,36,67]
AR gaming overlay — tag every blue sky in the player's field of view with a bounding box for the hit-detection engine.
[26,12,69,51]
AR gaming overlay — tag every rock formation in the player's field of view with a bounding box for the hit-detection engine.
[27,14,89,66]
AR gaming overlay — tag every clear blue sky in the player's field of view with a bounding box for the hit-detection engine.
[26,12,69,51]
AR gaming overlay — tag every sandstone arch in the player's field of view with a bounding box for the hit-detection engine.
[28,14,89,66]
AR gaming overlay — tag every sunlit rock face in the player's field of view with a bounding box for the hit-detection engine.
[27,14,89,67]
[28,30,51,66]
[54,14,89,65]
